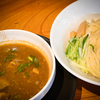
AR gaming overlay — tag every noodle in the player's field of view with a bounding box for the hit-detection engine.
[86,19,100,78]
[66,18,100,78]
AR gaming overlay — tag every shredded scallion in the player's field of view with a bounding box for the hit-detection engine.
[0,71,5,76]
[4,57,7,62]
[25,72,29,77]
[28,56,33,61]
[89,44,94,52]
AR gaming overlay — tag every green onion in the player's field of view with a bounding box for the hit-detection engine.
[29,55,39,67]
[28,56,33,61]
[4,57,7,62]
[34,58,39,67]
[82,34,89,48]
[65,44,71,55]
[25,72,29,77]
[4,54,15,62]
[8,54,15,59]
[23,63,29,68]
[18,69,23,73]
[30,55,35,58]
[89,44,94,52]
[0,71,5,76]
[30,61,34,65]
[71,37,77,45]
[18,63,29,73]
[18,64,23,70]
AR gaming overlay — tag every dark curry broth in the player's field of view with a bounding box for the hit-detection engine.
[0,42,50,100]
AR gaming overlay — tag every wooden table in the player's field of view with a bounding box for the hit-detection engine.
[0,0,100,100]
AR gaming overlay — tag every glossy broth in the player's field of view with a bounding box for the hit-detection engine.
[0,43,50,100]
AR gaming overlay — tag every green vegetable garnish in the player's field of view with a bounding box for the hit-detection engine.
[4,54,15,62]
[65,44,71,55]
[18,68,23,73]
[29,55,39,67]
[25,72,29,77]
[30,61,34,65]
[28,56,33,61]
[23,63,29,68]
[89,44,94,52]
[18,63,29,73]
[65,36,79,60]
[8,54,15,59]
[30,55,35,59]
[34,58,39,67]
[18,64,23,70]
[65,34,89,73]
[0,71,5,76]
[82,34,89,48]
[4,57,7,62]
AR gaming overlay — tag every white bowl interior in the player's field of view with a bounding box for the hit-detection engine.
[0,29,56,100]
[50,0,100,86]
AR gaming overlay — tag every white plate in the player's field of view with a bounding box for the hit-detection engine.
[50,0,100,86]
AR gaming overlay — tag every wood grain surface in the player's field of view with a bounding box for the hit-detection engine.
[0,0,100,100]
